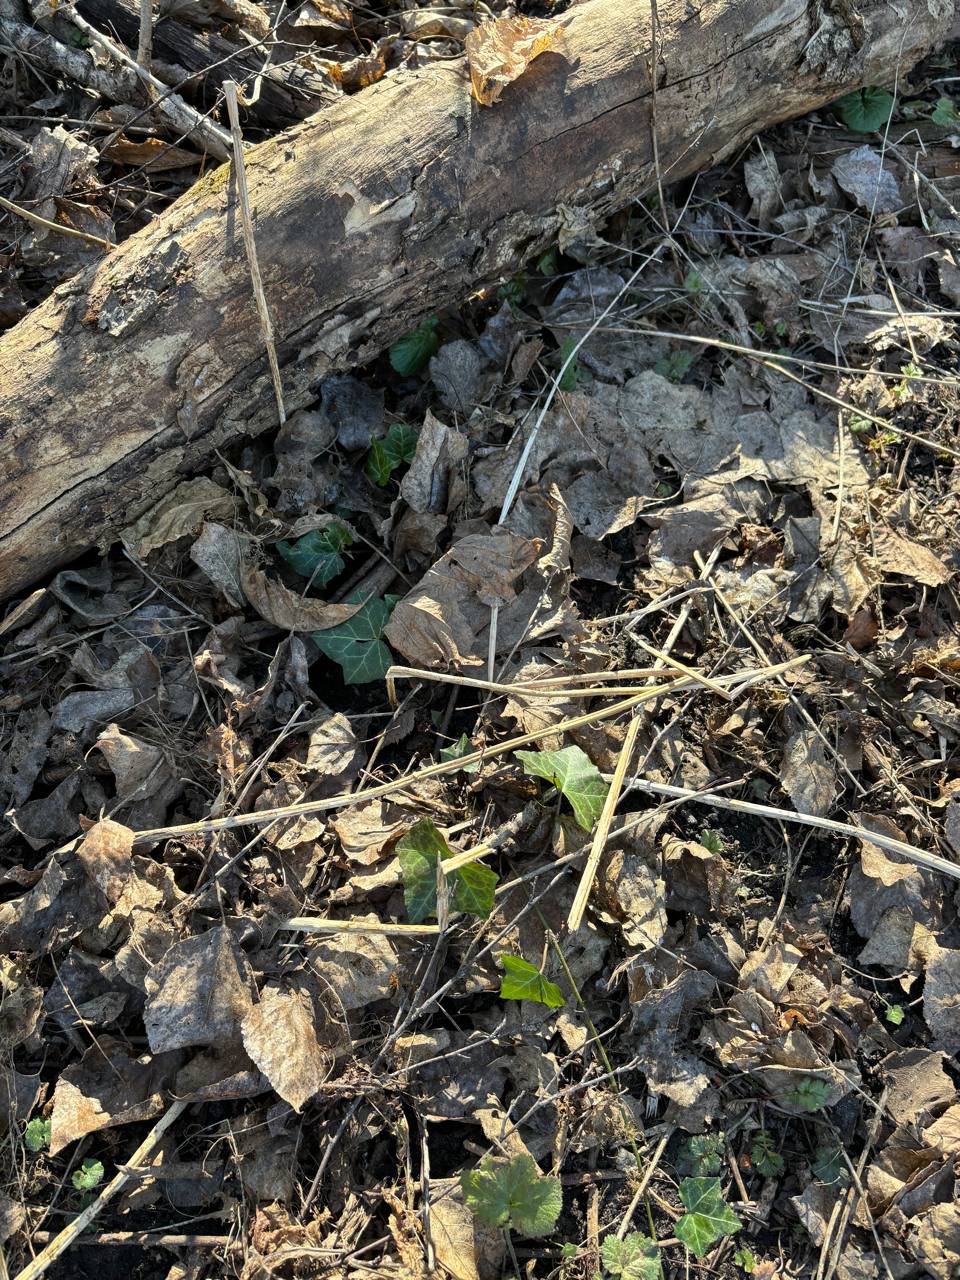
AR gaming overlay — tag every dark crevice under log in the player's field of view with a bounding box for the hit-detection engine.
[0,0,955,602]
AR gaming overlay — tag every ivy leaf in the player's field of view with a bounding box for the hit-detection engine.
[277,523,353,586]
[460,1153,562,1237]
[72,1158,105,1191]
[516,745,608,831]
[750,1131,784,1178]
[811,1143,848,1186]
[389,317,440,377]
[454,861,499,917]
[366,423,419,486]
[931,96,960,127]
[834,86,895,132]
[884,1002,905,1026]
[783,1075,832,1113]
[557,335,581,391]
[438,733,480,775]
[499,955,564,1008]
[601,1232,660,1280]
[675,1178,741,1257]
[396,818,497,923]
[313,594,397,684]
[682,1133,724,1175]
[24,1117,51,1153]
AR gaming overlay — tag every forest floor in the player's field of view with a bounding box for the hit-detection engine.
[1,5,960,1280]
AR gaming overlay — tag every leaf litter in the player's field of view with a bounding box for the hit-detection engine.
[2,34,960,1280]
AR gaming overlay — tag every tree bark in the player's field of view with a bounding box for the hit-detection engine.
[0,0,955,603]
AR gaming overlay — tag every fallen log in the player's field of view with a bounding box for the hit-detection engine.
[74,0,339,126]
[0,0,954,604]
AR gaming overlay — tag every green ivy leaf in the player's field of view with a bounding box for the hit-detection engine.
[396,818,497,923]
[682,1133,724,1175]
[24,1117,51,1153]
[516,745,608,831]
[365,423,419,486]
[536,247,559,276]
[601,1232,660,1280]
[811,1143,848,1186]
[497,274,527,305]
[312,594,397,685]
[557,335,581,391]
[750,1131,784,1178]
[389,317,440,377]
[438,733,480,775]
[884,1002,905,1026]
[734,1246,757,1272]
[931,96,960,127]
[499,955,564,1008]
[784,1075,832,1113]
[461,1153,562,1236]
[675,1178,741,1257]
[834,86,895,132]
[277,523,353,586]
[72,1158,105,1191]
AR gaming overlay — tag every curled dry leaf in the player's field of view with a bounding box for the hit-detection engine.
[241,565,363,632]
[49,1038,175,1155]
[465,15,568,106]
[384,530,539,669]
[121,477,237,559]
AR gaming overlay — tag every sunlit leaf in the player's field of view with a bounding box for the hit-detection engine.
[465,14,568,106]
[461,1153,562,1236]
[72,1158,105,1191]
[675,1178,741,1257]
[499,954,564,1007]
[24,1117,51,1153]
[516,745,608,830]
[397,818,497,922]
[601,1232,660,1280]
[438,733,480,775]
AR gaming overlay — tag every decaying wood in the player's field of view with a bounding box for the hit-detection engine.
[0,0,955,604]
[75,0,340,125]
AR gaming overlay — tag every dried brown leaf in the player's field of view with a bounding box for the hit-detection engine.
[144,926,254,1052]
[49,1039,175,1155]
[241,983,332,1111]
[465,15,567,106]
[781,729,837,817]
[923,947,960,1054]
[74,817,134,905]
[121,477,238,559]
[241,565,362,632]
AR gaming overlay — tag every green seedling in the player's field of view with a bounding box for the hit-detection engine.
[601,1231,660,1280]
[24,1117,51,1153]
[72,1159,105,1191]
[389,317,440,376]
[461,1153,562,1236]
[834,86,895,132]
